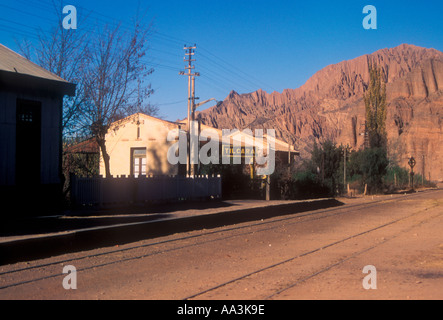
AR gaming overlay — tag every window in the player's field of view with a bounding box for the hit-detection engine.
[131,148,146,177]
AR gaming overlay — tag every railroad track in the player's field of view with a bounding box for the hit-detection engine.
[184,203,441,300]
[0,189,440,293]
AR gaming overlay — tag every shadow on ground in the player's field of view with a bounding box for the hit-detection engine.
[0,200,235,237]
[0,198,343,265]
[67,199,237,216]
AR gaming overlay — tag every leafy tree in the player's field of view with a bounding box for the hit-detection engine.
[292,170,330,199]
[311,140,343,195]
[364,64,387,149]
[384,165,410,189]
[348,147,388,193]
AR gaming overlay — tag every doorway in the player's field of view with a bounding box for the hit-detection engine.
[16,99,41,186]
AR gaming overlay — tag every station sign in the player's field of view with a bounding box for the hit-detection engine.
[222,145,255,158]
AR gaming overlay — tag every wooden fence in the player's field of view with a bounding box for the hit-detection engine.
[70,174,222,207]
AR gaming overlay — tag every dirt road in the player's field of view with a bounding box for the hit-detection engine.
[1,189,442,300]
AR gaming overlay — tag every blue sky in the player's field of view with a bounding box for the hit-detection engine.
[1,0,442,121]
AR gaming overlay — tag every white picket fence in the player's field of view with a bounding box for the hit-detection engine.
[70,174,222,207]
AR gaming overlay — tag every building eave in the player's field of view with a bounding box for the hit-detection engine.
[0,70,76,97]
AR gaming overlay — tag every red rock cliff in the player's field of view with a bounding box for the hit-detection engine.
[197,44,443,181]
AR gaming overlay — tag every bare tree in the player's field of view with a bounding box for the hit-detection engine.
[18,1,157,178]
[80,18,155,177]
[17,1,89,138]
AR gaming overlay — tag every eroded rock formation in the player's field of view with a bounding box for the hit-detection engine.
[197,44,443,181]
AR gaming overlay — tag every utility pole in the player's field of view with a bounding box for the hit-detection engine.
[287,142,291,177]
[344,146,347,194]
[179,44,200,176]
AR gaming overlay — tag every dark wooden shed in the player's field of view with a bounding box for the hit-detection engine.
[0,44,76,213]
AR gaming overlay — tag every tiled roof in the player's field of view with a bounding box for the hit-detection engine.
[64,138,99,154]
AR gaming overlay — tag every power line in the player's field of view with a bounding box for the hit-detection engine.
[154,99,188,106]
[198,76,232,96]
[148,36,261,94]
[152,30,273,92]
[0,3,57,23]
[149,31,275,93]
[2,1,277,100]
[198,64,256,93]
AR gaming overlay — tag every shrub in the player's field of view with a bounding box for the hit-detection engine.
[292,170,330,199]
[348,147,388,194]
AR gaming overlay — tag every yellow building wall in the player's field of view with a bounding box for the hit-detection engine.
[99,114,179,177]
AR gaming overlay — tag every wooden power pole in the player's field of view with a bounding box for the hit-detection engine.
[179,45,200,176]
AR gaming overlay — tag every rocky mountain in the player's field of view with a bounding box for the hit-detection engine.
[196,44,443,182]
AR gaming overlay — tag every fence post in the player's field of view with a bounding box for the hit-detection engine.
[99,175,104,207]
[70,173,77,206]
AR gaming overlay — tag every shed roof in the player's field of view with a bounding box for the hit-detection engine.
[0,44,68,82]
[0,43,76,95]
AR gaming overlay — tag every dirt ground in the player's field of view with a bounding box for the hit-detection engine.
[0,189,442,300]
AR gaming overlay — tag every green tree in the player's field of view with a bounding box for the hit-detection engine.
[364,64,387,149]
[311,140,343,195]
[292,170,330,199]
[348,147,388,193]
